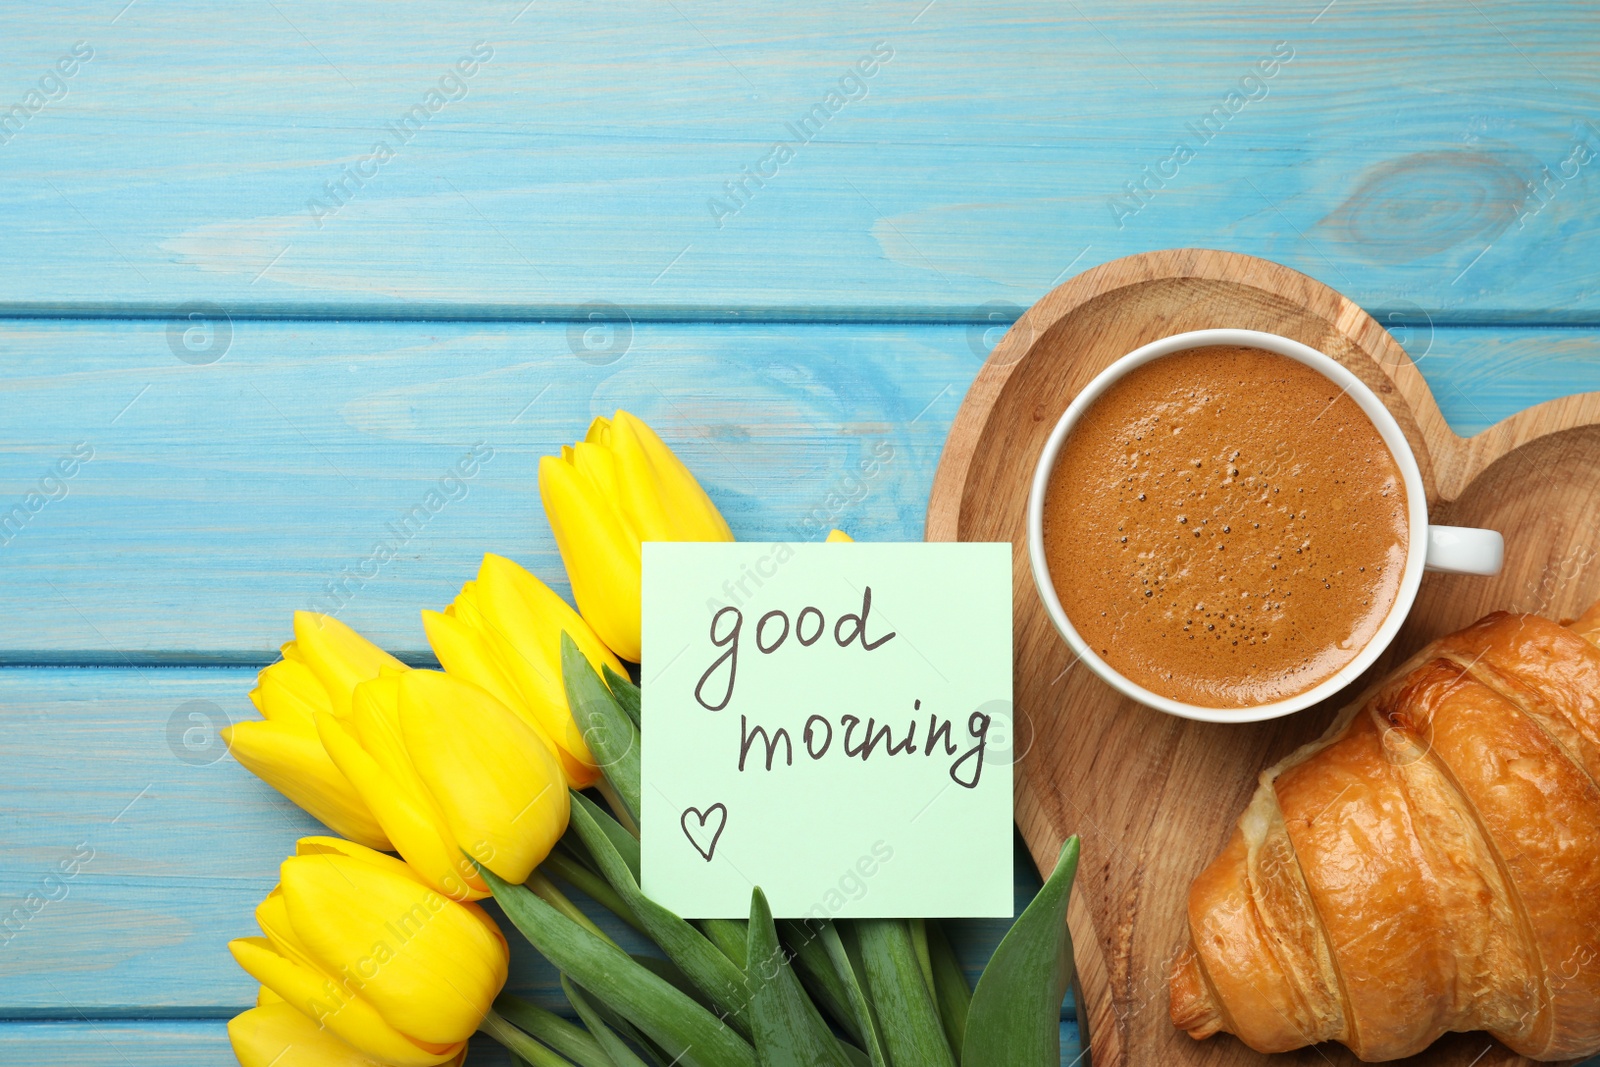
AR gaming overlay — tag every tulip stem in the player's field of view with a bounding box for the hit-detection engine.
[595,778,640,838]
[492,994,615,1067]
[480,1008,579,1067]
[527,870,620,949]
[542,851,648,936]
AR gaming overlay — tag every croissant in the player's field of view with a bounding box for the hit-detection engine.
[1169,603,1600,1061]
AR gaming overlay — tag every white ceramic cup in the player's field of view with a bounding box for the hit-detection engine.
[1026,328,1504,724]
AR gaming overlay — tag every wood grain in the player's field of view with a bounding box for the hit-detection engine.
[0,668,649,1018]
[1,319,1595,659]
[0,1019,1080,1066]
[1,2,1596,317]
[4,4,1598,1062]
[925,249,1600,1065]
[0,667,1045,1023]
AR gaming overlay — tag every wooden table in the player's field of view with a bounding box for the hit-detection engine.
[2,3,1596,1063]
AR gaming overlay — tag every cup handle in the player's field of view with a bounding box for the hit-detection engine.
[1424,525,1504,576]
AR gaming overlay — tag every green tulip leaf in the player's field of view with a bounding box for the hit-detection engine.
[838,1045,871,1067]
[486,867,756,1067]
[478,1007,579,1067]
[562,632,642,823]
[492,994,612,1067]
[745,888,854,1067]
[926,920,971,1055]
[961,837,1080,1067]
[570,791,752,1035]
[603,664,643,727]
[818,922,888,1067]
[910,920,936,1003]
[777,920,861,1043]
[542,848,647,936]
[572,794,641,882]
[566,975,679,1067]
[856,920,957,1067]
[562,975,652,1067]
[699,917,750,969]
[632,953,720,1016]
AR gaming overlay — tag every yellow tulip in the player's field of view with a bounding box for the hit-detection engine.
[224,613,409,850]
[229,837,505,1067]
[229,1000,467,1067]
[424,553,626,788]
[539,410,733,661]
[318,668,570,899]
[826,529,854,543]
[291,611,410,717]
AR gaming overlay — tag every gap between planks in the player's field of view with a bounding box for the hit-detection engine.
[0,305,1598,328]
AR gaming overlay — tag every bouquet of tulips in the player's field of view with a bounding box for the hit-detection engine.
[222,412,1081,1067]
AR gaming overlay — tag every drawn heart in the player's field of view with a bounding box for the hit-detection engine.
[680,803,727,862]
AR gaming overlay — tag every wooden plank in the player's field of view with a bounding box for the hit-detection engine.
[0,1022,246,1067]
[0,666,1050,1019]
[1,1,1596,318]
[0,319,967,658]
[0,1020,1085,1065]
[2,319,1596,658]
[0,666,645,1015]
[0,1020,521,1066]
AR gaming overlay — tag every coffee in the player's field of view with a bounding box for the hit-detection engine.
[1042,345,1408,708]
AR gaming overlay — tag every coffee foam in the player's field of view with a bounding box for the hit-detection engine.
[1042,346,1408,708]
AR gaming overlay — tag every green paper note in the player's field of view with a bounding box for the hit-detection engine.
[642,542,1013,919]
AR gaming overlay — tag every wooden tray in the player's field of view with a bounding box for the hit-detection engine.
[925,249,1600,1067]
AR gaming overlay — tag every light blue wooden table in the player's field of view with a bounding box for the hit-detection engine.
[3,3,1598,1064]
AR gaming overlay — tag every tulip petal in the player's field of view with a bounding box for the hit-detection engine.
[427,600,582,781]
[541,412,734,665]
[422,609,525,722]
[229,938,456,1067]
[292,612,409,718]
[472,553,626,785]
[398,670,569,885]
[479,553,626,688]
[316,711,487,901]
[255,888,324,973]
[611,411,733,543]
[450,580,483,617]
[461,899,510,960]
[223,719,391,850]
[278,852,508,1047]
[293,837,444,891]
[605,424,674,541]
[570,440,626,532]
[464,617,598,790]
[229,1002,466,1067]
[250,657,331,726]
[539,454,643,661]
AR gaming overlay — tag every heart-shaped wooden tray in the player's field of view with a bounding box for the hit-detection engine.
[926,249,1600,1066]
